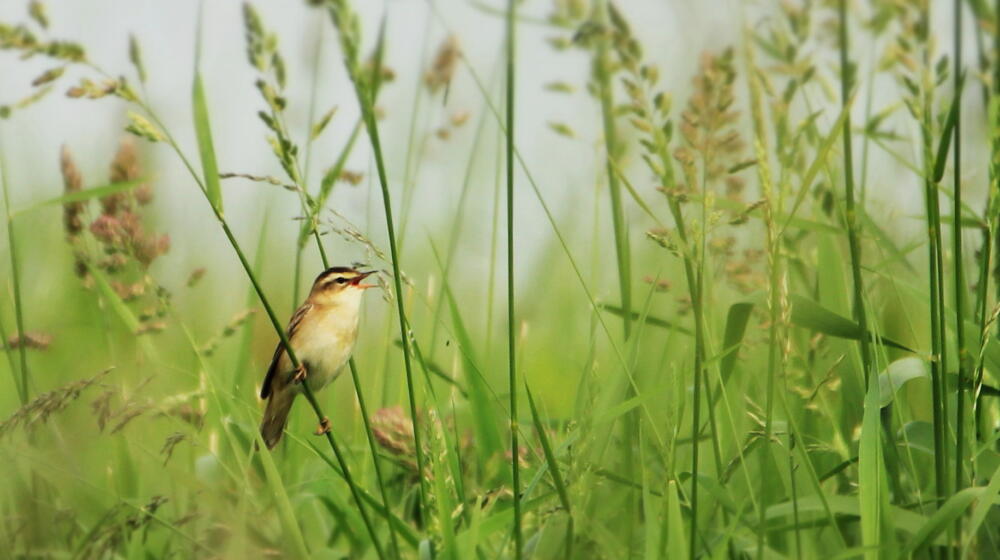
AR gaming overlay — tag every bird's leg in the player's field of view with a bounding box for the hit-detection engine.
[292,363,307,384]
[314,417,332,436]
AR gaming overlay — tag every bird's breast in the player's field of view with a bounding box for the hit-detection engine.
[294,307,359,392]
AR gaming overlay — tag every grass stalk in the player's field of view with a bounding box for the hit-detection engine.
[525,383,573,558]
[0,143,29,405]
[838,0,874,389]
[504,0,523,556]
[594,1,631,339]
[273,18,402,555]
[747,47,783,559]
[291,20,325,309]
[309,219,402,559]
[283,17,402,556]
[913,4,952,519]
[592,4,640,550]
[976,0,1000,465]
[952,0,969,502]
[322,1,430,519]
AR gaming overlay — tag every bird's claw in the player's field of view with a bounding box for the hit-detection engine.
[314,417,332,436]
[292,364,307,384]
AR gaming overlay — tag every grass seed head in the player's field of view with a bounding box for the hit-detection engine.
[5,331,53,350]
[59,145,84,237]
[425,35,460,92]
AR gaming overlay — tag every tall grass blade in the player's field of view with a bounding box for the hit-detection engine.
[321,1,430,520]
[504,0,523,555]
[962,463,1000,555]
[719,302,754,383]
[906,487,992,556]
[0,147,28,404]
[858,368,883,559]
[934,73,965,184]
[192,73,223,214]
[525,383,571,515]
[664,481,687,559]
[255,436,311,558]
[12,179,145,216]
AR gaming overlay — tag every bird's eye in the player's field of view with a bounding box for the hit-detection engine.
[335,277,348,284]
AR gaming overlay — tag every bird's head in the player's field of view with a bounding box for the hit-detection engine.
[308,266,377,305]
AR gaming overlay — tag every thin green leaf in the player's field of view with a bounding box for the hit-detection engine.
[255,436,311,558]
[963,463,1000,554]
[788,294,914,352]
[525,383,572,514]
[877,357,927,407]
[932,72,965,184]
[664,481,687,559]
[13,179,144,216]
[858,371,883,559]
[600,304,693,335]
[905,487,988,555]
[781,91,854,233]
[192,73,223,213]
[720,302,754,383]
[87,265,141,333]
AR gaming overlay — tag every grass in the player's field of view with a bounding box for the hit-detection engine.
[2,0,1000,558]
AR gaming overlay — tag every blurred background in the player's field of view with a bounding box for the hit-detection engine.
[1,1,996,556]
[0,0,978,315]
[0,0,987,472]
[0,0,763,414]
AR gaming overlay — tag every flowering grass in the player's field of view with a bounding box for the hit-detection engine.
[2,0,1000,558]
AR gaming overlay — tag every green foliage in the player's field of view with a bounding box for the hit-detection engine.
[2,1,1000,559]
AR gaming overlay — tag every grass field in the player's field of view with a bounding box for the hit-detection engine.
[2,0,1000,558]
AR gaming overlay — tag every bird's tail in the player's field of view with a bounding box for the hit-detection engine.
[260,390,295,450]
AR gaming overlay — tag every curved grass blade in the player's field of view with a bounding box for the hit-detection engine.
[877,357,928,408]
[303,440,421,548]
[255,433,311,558]
[780,90,854,234]
[599,304,693,336]
[905,486,991,556]
[719,302,754,383]
[192,72,223,213]
[525,383,571,516]
[858,369,884,559]
[932,71,966,184]
[962,463,1000,555]
[1,150,29,404]
[12,179,144,216]
[618,294,913,352]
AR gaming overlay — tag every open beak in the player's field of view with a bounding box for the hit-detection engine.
[350,270,378,289]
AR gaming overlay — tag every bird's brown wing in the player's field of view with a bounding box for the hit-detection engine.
[260,302,312,399]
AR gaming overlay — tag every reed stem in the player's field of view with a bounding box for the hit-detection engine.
[505,0,523,556]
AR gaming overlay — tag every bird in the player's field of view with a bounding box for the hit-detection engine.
[259,266,376,449]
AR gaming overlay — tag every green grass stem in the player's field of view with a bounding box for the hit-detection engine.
[504,0,523,556]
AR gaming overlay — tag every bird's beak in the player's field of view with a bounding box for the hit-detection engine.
[350,270,377,289]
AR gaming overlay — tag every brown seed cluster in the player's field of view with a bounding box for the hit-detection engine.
[679,49,744,181]
[371,406,419,472]
[81,141,168,267]
[424,35,460,92]
[0,368,111,440]
[60,145,84,237]
[5,331,53,350]
[60,139,171,332]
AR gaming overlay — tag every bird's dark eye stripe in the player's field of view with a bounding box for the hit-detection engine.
[335,277,348,284]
